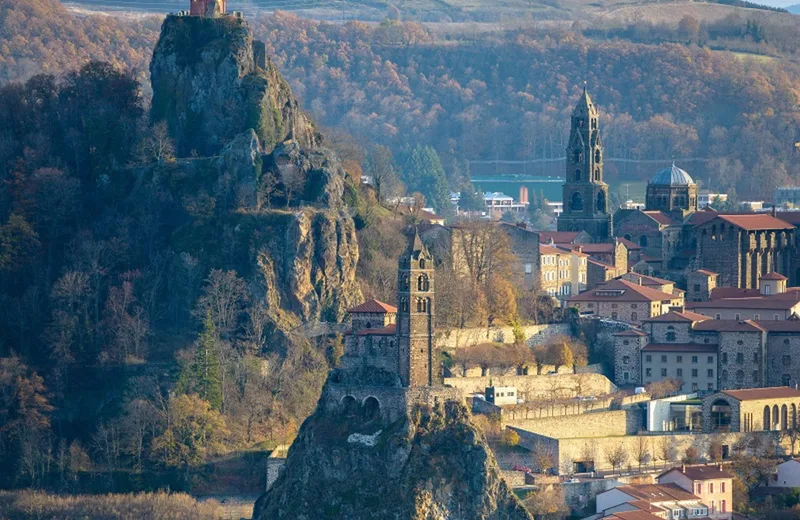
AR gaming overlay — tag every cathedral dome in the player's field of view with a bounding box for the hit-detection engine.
[650,163,695,186]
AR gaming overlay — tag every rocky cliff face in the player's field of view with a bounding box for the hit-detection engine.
[253,388,533,520]
[150,14,360,334]
[150,14,317,157]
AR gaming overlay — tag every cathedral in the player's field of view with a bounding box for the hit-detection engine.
[557,87,613,241]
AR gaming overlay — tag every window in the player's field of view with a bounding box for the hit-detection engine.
[708,356,714,363]
[736,353,744,364]
[612,312,618,320]
[632,304,638,309]
[775,314,780,320]
[623,340,630,346]
[696,484,702,494]
[721,501,726,513]
[661,355,668,363]
[666,326,676,342]
[624,372,630,380]
[677,368,683,377]
[525,263,532,274]
[646,368,652,377]
[692,356,698,364]
[735,313,741,320]
[646,355,652,362]
[722,353,728,364]
[588,303,594,308]
[754,314,760,320]
[661,368,668,377]
[677,356,683,363]
[753,371,759,382]
[623,356,630,365]
[692,383,699,391]
[612,303,618,309]
[710,483,714,494]
[722,482,726,493]
[708,369,713,377]
[783,374,791,386]
[783,355,791,366]
[704,338,710,344]
[632,312,638,321]
[737,340,744,346]
[708,383,714,390]
[692,369,698,377]
[753,352,758,363]
[716,314,721,320]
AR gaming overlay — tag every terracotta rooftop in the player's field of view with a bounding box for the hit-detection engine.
[602,511,665,520]
[687,209,720,227]
[760,272,788,281]
[538,231,584,244]
[659,464,734,481]
[723,386,800,401]
[625,501,669,514]
[356,324,397,336]
[644,311,710,323]
[570,279,678,303]
[694,269,718,277]
[588,258,616,269]
[641,254,661,263]
[643,211,678,226]
[540,244,566,256]
[571,243,615,254]
[776,211,800,227]
[625,273,673,286]
[691,319,765,332]
[711,214,795,231]
[616,483,699,502]
[642,343,717,353]
[709,287,761,300]
[558,245,589,257]
[687,296,800,311]
[753,320,800,332]
[616,237,641,250]
[348,299,398,314]
[614,329,649,337]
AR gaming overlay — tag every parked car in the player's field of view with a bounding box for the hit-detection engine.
[512,464,532,473]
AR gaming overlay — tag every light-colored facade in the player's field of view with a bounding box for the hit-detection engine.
[537,244,588,300]
[569,279,684,325]
[658,466,733,520]
[771,459,800,488]
[699,192,728,209]
[486,386,518,406]
[687,273,800,320]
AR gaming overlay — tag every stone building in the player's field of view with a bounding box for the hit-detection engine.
[569,279,684,325]
[645,164,699,219]
[686,272,800,320]
[701,386,800,433]
[612,311,800,391]
[686,270,718,302]
[658,466,733,520]
[695,213,794,289]
[557,87,612,241]
[536,243,588,299]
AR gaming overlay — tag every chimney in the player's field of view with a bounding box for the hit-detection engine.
[772,204,777,217]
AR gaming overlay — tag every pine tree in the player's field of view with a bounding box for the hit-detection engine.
[177,311,223,410]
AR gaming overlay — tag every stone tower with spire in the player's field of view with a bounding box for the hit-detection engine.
[397,231,436,387]
[557,86,612,241]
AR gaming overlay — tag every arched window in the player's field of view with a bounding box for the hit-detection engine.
[363,396,380,421]
[736,370,744,384]
[400,298,409,312]
[571,192,583,211]
[417,298,427,313]
[764,406,771,431]
[574,169,581,181]
[342,395,358,417]
[774,405,780,430]
[666,326,676,342]
[782,404,789,430]
[417,274,429,291]
[594,168,600,180]
[595,149,601,162]
[639,235,648,248]
[419,258,426,269]
[596,191,606,213]
[711,399,732,432]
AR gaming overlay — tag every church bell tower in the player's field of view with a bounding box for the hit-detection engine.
[557,86,612,241]
[397,231,436,387]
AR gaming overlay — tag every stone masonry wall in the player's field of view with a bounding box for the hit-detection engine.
[718,331,765,390]
[436,323,570,350]
[505,409,641,439]
[444,373,615,400]
[766,333,800,388]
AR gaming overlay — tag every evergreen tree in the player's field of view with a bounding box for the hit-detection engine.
[459,183,485,212]
[177,311,223,410]
[399,145,452,216]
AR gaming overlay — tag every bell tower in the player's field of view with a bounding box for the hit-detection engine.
[397,231,436,387]
[557,86,612,241]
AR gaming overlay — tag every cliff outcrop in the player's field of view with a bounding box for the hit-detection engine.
[150,14,360,336]
[253,384,533,520]
[150,14,317,157]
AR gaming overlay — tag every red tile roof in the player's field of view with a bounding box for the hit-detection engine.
[643,211,678,226]
[624,273,673,286]
[644,311,710,323]
[615,329,649,337]
[602,511,665,520]
[538,231,583,244]
[616,483,699,501]
[687,209,720,227]
[588,258,616,269]
[776,211,800,226]
[722,387,800,401]
[691,320,765,332]
[659,464,734,481]
[709,287,761,300]
[642,343,718,353]
[356,324,397,336]
[687,297,800,311]
[348,299,398,314]
[761,272,788,281]
[641,254,661,263]
[694,269,718,277]
[754,320,800,332]
[571,243,615,254]
[616,237,641,250]
[710,214,795,231]
[570,279,678,303]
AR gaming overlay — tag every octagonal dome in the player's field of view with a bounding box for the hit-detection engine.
[651,163,695,186]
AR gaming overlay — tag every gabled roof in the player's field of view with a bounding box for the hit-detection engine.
[624,273,673,286]
[616,237,641,250]
[571,243,615,254]
[644,311,710,323]
[658,464,734,481]
[641,343,717,353]
[348,299,398,314]
[615,483,699,502]
[643,211,678,226]
[709,287,761,300]
[687,297,800,311]
[722,387,800,401]
[693,269,718,277]
[704,214,795,231]
[538,231,583,244]
[761,272,788,281]
[570,279,678,303]
[588,258,616,269]
[776,211,800,227]
[614,329,649,337]
[356,324,397,336]
[691,320,765,332]
[753,320,800,332]
[602,511,665,520]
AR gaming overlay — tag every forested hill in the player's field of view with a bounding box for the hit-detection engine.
[2,0,800,196]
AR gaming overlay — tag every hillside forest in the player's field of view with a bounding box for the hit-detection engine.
[2,0,800,200]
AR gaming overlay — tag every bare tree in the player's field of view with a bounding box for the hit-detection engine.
[365,144,401,202]
[532,440,557,474]
[258,171,280,210]
[605,443,629,474]
[657,436,676,468]
[633,436,651,472]
[194,269,248,338]
[138,121,175,164]
[281,164,307,208]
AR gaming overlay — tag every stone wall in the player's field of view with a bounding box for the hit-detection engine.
[766,333,800,387]
[436,323,570,350]
[718,330,765,390]
[444,373,615,400]
[506,409,642,439]
[321,383,464,424]
[266,445,290,490]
